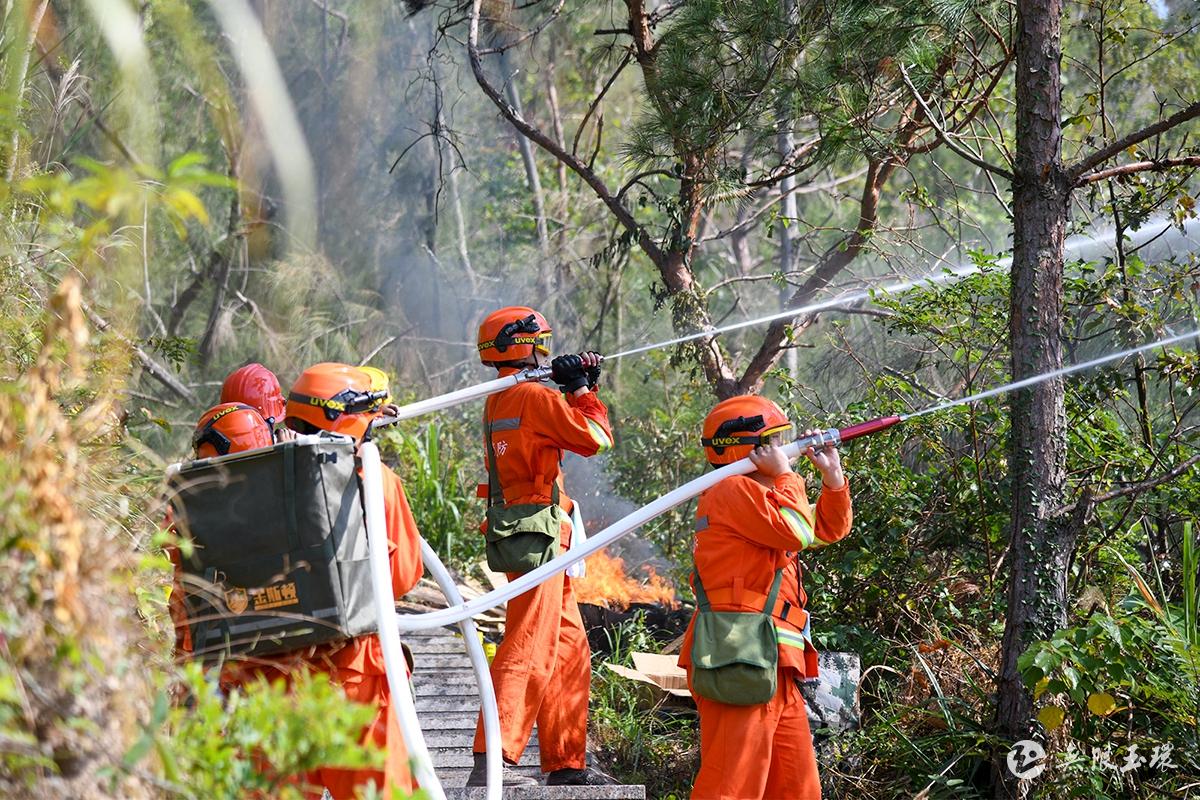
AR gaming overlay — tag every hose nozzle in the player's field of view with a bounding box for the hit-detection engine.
[789,415,904,454]
[837,415,905,443]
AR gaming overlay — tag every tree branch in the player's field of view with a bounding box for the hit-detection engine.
[1068,100,1200,179]
[899,63,1014,181]
[466,0,664,265]
[1075,155,1200,185]
[477,0,565,55]
[735,158,899,392]
[1054,454,1200,516]
[571,50,631,157]
[82,303,198,404]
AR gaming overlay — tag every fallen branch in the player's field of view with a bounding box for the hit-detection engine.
[82,302,198,404]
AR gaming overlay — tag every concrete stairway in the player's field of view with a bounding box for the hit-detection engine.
[407,629,646,800]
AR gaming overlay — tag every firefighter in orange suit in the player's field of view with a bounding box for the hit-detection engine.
[680,395,852,800]
[468,306,617,787]
[169,402,275,654]
[185,363,418,799]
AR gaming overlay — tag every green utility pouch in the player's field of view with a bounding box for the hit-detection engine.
[482,417,563,574]
[689,567,784,706]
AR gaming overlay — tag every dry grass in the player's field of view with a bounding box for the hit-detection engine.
[0,276,158,799]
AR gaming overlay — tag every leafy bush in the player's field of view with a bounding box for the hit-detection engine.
[1017,523,1200,798]
[133,664,385,800]
[588,615,698,800]
[376,416,485,568]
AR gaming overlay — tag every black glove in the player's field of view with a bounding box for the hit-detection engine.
[551,354,589,393]
[583,351,602,389]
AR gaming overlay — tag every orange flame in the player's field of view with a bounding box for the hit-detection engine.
[573,551,677,610]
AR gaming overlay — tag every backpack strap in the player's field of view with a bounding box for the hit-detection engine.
[482,400,505,509]
[281,441,301,552]
[763,566,785,616]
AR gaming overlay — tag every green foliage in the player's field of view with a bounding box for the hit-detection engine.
[608,357,708,579]
[1017,537,1200,798]
[376,415,485,568]
[130,664,385,800]
[589,615,697,800]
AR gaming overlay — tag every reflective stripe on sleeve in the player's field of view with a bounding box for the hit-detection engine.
[776,626,808,651]
[779,506,817,549]
[585,418,613,452]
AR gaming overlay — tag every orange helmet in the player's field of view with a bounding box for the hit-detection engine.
[701,395,793,465]
[477,307,552,364]
[285,362,388,439]
[220,363,286,424]
[192,402,273,459]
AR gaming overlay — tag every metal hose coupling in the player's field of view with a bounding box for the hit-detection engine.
[793,415,905,452]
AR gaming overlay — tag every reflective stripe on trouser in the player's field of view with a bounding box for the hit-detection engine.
[473,529,589,771]
[689,668,821,800]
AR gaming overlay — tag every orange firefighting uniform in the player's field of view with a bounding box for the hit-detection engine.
[471,368,614,770]
[170,466,423,799]
[679,471,852,800]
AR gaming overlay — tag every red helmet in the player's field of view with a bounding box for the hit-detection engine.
[285,362,387,440]
[701,395,793,465]
[220,363,286,424]
[192,402,273,459]
[477,307,552,365]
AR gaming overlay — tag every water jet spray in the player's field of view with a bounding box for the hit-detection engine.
[387,326,1198,628]
[386,215,1198,423]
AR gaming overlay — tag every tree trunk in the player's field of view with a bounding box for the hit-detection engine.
[778,0,799,381]
[994,0,1072,796]
[498,51,552,278]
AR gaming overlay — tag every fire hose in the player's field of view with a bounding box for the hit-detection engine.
[389,417,903,632]
[360,441,447,799]
[363,441,504,800]
[360,418,902,798]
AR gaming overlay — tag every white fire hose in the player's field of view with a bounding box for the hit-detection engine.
[418,538,502,800]
[391,434,831,632]
[360,442,447,800]
[386,367,551,422]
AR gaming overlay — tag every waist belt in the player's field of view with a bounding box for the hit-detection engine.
[700,584,808,631]
[476,476,565,507]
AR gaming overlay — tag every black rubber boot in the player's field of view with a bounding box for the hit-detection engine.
[546,765,620,786]
[466,752,540,787]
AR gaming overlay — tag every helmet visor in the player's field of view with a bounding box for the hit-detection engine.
[288,388,388,421]
[193,426,232,457]
[760,422,793,446]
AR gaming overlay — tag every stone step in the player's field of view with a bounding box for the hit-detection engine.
[428,747,540,769]
[443,786,646,799]
[416,695,487,713]
[414,654,477,670]
[413,674,486,693]
[436,765,542,786]
[409,641,488,655]
[422,731,540,749]
[416,711,487,730]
